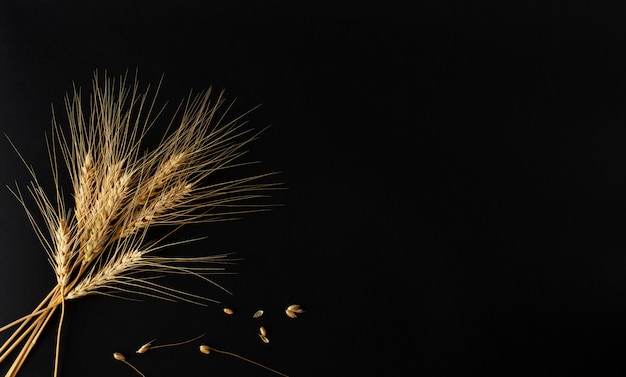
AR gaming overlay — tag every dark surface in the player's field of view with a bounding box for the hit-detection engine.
[1,1,626,377]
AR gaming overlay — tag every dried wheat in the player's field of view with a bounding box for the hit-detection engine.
[0,70,281,376]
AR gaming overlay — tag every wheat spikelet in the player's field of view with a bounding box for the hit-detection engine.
[52,219,72,288]
[73,152,94,225]
[0,70,281,376]
[133,152,187,205]
[66,229,232,305]
[66,249,144,301]
[81,166,132,264]
[117,180,193,239]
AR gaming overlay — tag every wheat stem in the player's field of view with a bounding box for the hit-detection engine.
[53,297,65,377]
[5,306,57,377]
[147,333,204,352]
[0,287,60,369]
[121,359,145,377]
[0,318,40,365]
[202,345,289,377]
[0,287,57,335]
[0,287,64,375]
[119,359,145,377]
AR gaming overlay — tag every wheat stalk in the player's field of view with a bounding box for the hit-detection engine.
[0,71,280,376]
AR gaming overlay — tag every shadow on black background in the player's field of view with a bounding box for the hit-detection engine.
[1,1,626,376]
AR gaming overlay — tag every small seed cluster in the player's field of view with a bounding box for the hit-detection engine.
[113,303,303,376]
[285,304,304,319]
[222,304,304,344]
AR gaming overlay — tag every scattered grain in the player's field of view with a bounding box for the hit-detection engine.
[136,342,152,354]
[253,309,264,318]
[287,304,304,313]
[285,309,297,318]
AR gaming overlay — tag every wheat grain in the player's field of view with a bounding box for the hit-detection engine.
[285,309,297,319]
[286,304,301,312]
[135,342,152,354]
[253,309,264,318]
[113,352,145,377]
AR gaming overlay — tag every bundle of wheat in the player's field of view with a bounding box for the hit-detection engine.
[0,71,280,377]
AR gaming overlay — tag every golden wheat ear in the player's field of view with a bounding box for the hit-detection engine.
[0,71,283,377]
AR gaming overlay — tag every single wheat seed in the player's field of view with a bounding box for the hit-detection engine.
[286,304,303,313]
[223,307,234,315]
[253,309,264,318]
[135,340,155,354]
[285,309,297,318]
[113,352,145,377]
[136,343,150,354]
[259,326,267,337]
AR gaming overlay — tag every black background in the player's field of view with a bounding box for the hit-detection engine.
[1,1,626,376]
